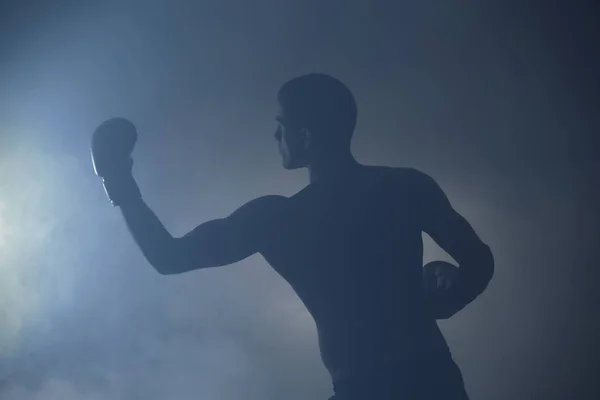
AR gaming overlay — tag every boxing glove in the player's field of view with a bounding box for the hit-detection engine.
[91,117,141,206]
[423,261,467,319]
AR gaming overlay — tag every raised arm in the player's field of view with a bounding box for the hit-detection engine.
[119,194,285,275]
[408,169,495,305]
[90,118,284,276]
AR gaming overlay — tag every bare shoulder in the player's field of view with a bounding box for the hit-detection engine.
[232,195,288,220]
[361,165,433,189]
[382,166,441,194]
[244,194,288,207]
[386,166,431,183]
[359,166,448,212]
[224,195,288,253]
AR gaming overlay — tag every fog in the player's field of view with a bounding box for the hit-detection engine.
[0,1,598,399]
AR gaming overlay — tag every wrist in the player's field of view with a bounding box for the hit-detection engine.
[101,172,142,207]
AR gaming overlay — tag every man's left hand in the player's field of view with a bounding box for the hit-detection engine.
[423,261,468,319]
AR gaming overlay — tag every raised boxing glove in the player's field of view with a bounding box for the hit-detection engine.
[91,117,141,206]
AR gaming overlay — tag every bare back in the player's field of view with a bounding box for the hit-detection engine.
[260,165,448,380]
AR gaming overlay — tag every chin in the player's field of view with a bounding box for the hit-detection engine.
[282,162,299,170]
[283,158,305,170]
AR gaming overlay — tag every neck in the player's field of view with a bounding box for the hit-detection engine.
[308,150,359,184]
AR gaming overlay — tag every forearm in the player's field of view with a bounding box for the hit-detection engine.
[116,183,177,274]
[457,243,495,303]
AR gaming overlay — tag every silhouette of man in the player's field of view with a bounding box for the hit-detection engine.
[92,73,494,399]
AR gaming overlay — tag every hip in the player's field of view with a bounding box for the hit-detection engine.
[329,350,469,400]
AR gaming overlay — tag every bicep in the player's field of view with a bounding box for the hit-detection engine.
[169,196,282,273]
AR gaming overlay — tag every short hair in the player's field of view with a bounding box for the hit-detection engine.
[277,73,357,145]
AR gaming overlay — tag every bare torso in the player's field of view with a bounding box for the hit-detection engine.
[260,165,448,381]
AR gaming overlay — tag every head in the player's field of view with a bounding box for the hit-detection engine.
[274,73,357,169]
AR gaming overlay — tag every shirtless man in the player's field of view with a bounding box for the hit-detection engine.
[91,73,494,399]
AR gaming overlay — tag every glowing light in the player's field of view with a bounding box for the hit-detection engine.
[0,133,66,357]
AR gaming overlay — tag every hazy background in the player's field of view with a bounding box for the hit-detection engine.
[0,1,598,399]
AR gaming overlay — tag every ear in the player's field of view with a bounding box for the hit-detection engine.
[299,127,312,149]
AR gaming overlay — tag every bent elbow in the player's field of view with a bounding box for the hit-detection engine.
[151,260,193,275]
[482,244,495,281]
[463,243,495,295]
[149,252,194,275]
[144,235,226,275]
[146,258,176,275]
[143,240,188,275]
[474,244,495,294]
[153,264,175,275]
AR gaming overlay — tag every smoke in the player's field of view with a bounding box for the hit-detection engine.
[1,1,597,399]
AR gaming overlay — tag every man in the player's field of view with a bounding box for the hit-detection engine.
[91,73,494,399]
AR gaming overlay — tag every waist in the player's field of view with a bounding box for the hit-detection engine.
[326,345,450,383]
[318,319,448,381]
[332,348,459,398]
